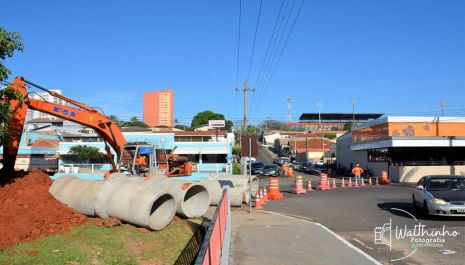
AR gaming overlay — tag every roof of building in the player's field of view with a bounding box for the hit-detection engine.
[289,138,333,153]
[30,139,60,148]
[299,113,383,122]
[29,118,65,123]
[352,116,465,131]
[174,130,228,136]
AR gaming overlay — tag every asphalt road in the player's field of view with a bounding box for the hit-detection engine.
[255,148,465,265]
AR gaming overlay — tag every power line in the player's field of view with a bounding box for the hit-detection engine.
[234,0,242,122]
[250,0,305,123]
[246,0,263,82]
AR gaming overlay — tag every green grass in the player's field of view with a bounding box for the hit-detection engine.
[0,219,195,265]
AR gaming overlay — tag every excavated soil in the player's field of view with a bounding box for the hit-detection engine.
[0,170,87,251]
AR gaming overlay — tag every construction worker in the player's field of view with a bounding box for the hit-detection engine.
[352,163,364,186]
[135,154,147,175]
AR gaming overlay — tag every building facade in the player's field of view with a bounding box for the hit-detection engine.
[143,90,174,127]
[26,90,70,121]
[336,116,465,183]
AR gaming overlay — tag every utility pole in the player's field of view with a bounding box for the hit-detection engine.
[286,96,292,123]
[236,80,255,133]
[351,99,357,123]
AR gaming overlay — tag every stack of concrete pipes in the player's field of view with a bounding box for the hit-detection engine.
[49,173,257,230]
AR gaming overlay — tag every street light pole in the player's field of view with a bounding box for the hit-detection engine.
[440,100,445,117]
[351,99,357,123]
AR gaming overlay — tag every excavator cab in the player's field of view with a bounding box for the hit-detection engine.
[119,144,160,176]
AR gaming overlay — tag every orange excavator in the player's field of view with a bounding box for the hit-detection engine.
[2,76,192,177]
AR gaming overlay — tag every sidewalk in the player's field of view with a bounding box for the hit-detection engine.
[230,210,381,265]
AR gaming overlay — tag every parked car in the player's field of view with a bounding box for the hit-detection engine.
[250,162,264,175]
[292,162,305,171]
[261,144,272,148]
[412,175,465,217]
[310,165,328,175]
[316,160,324,166]
[301,162,314,173]
[278,157,290,165]
[261,164,283,177]
[273,158,280,164]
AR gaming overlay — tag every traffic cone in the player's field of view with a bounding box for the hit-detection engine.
[348,177,353,187]
[327,179,331,189]
[263,187,269,202]
[259,189,266,204]
[376,178,380,186]
[361,177,366,187]
[268,177,283,200]
[331,178,337,189]
[307,180,313,191]
[317,173,329,190]
[341,177,346,188]
[369,177,372,186]
[255,195,263,209]
[354,178,359,188]
[292,175,307,194]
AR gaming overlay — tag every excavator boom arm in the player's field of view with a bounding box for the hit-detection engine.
[2,76,126,174]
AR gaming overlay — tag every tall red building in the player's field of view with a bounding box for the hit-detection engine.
[143,89,174,127]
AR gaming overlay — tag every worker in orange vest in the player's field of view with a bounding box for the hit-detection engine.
[352,163,364,186]
[135,154,147,175]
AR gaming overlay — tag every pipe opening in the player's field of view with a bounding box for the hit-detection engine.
[182,185,210,218]
[149,194,176,230]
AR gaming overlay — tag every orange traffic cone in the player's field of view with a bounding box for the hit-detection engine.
[292,175,307,194]
[331,178,337,189]
[369,177,372,186]
[376,178,380,186]
[327,179,331,189]
[263,187,269,202]
[259,189,266,204]
[317,173,329,190]
[348,177,353,187]
[361,177,366,187]
[307,180,313,191]
[255,195,263,209]
[354,178,359,188]
[268,177,283,200]
[341,177,346,188]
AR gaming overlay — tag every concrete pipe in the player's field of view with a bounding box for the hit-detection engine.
[104,180,176,230]
[144,179,210,218]
[199,180,244,207]
[49,176,105,216]
[207,175,259,203]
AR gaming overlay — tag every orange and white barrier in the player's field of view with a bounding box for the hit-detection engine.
[307,180,313,191]
[331,178,337,189]
[292,175,306,194]
[268,177,283,200]
[348,177,353,187]
[341,177,346,188]
[317,173,329,190]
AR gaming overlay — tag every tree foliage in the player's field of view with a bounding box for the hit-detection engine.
[191,110,233,132]
[69,145,106,163]
[323,133,337,140]
[109,115,149,128]
[0,27,24,82]
[246,125,259,135]
[343,121,354,130]
[0,28,24,146]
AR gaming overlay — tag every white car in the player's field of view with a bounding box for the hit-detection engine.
[261,144,272,148]
[413,175,465,216]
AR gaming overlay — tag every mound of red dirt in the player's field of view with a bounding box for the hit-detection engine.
[0,170,87,251]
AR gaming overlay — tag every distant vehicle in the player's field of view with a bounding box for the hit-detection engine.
[273,158,280,164]
[316,160,324,166]
[310,165,328,175]
[261,144,272,148]
[250,162,264,175]
[412,175,465,217]
[261,164,282,177]
[301,162,314,173]
[278,157,290,165]
[292,162,304,171]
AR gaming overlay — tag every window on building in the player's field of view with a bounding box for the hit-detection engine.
[201,154,227,163]
[367,148,389,162]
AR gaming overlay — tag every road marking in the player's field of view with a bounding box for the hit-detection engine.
[260,210,383,265]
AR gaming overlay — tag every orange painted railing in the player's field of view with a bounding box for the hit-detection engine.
[195,187,231,265]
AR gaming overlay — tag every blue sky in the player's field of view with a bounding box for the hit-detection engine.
[2,0,464,125]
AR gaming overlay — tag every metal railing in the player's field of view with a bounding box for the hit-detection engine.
[195,187,231,265]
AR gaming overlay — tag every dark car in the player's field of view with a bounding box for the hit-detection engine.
[310,165,328,175]
[292,162,304,171]
[273,158,279,165]
[261,164,283,177]
[301,162,314,173]
[413,175,465,216]
[250,162,264,175]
